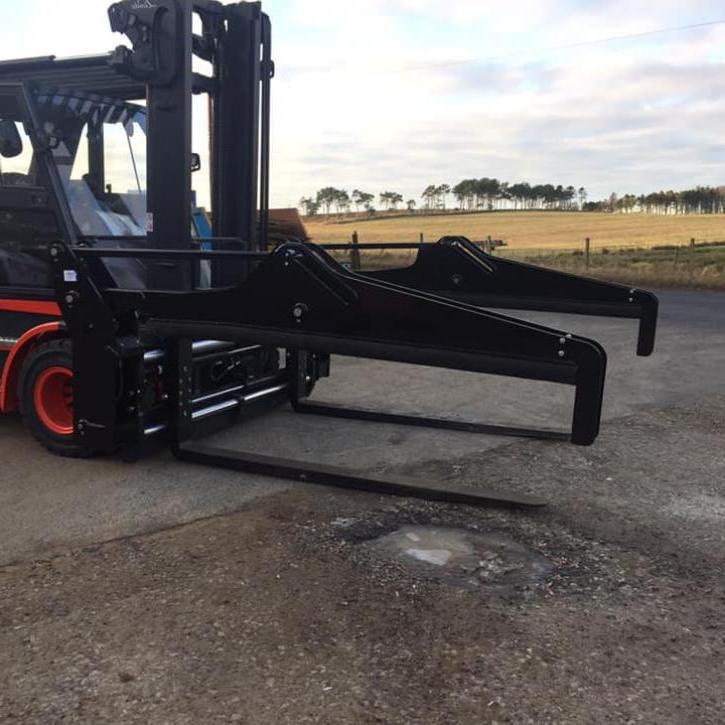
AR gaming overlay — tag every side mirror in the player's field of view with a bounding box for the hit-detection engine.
[0,120,23,158]
[191,153,201,173]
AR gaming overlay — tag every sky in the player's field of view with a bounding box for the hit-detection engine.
[4,0,725,208]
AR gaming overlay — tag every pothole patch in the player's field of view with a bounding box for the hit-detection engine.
[367,525,553,592]
[665,494,725,523]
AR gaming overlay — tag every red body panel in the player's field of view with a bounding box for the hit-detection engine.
[0,300,61,316]
[0,321,63,412]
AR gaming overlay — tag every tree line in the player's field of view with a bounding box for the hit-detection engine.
[299,182,725,217]
[300,188,408,216]
[299,179,587,216]
[451,179,585,211]
[586,187,725,215]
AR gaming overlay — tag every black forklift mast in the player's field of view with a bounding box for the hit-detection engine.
[110,0,194,290]
[107,0,272,288]
[32,0,659,508]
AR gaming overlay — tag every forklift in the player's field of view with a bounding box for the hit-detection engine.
[0,0,658,508]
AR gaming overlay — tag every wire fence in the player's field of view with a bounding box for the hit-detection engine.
[327,232,725,289]
[502,237,725,259]
[332,231,725,261]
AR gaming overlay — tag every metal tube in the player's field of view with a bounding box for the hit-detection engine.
[144,340,249,364]
[192,340,235,355]
[243,383,287,403]
[322,243,426,251]
[144,348,165,363]
[144,423,166,436]
[77,248,270,260]
[192,398,239,420]
[191,383,287,421]
[193,383,246,406]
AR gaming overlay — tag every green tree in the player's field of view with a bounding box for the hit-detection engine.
[578,187,587,210]
[352,190,374,212]
[316,187,340,216]
[334,189,351,214]
[299,197,319,216]
[389,192,403,210]
[421,184,438,210]
[380,191,403,210]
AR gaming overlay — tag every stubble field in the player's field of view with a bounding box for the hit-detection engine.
[305,211,725,289]
[305,211,725,250]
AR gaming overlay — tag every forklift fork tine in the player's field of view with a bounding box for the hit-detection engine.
[292,400,572,442]
[174,442,548,509]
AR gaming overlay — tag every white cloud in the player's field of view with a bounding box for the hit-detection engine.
[3,0,724,207]
[268,1,725,205]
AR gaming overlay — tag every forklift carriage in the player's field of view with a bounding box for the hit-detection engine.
[0,0,658,508]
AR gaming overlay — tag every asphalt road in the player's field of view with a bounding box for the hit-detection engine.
[1,289,723,565]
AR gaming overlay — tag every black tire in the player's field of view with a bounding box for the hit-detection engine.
[18,338,96,458]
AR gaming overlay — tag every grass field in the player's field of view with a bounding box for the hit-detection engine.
[511,246,725,290]
[305,211,725,250]
[306,211,725,289]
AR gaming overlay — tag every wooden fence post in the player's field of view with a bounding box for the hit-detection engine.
[419,232,424,244]
[585,237,591,269]
[351,231,361,271]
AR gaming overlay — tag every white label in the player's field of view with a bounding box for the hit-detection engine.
[63,270,78,283]
[146,212,154,233]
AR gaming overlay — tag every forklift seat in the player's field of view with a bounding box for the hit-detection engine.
[0,247,52,287]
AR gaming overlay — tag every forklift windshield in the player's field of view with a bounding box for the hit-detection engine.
[35,90,147,238]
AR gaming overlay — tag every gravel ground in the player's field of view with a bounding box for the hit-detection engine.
[1,394,724,724]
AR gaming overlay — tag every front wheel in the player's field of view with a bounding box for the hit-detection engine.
[18,339,96,458]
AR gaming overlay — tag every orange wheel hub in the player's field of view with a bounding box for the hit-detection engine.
[33,367,74,436]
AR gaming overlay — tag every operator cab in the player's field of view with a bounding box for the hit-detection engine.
[40,90,148,239]
[0,83,221,290]
[0,87,59,291]
[0,83,153,290]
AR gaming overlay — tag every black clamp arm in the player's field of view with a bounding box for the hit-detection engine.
[366,236,659,357]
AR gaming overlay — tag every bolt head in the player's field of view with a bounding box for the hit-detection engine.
[292,303,309,321]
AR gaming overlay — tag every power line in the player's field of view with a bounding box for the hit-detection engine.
[402,19,725,73]
[284,19,725,76]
